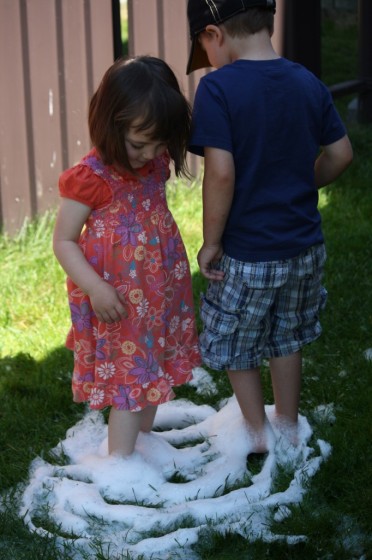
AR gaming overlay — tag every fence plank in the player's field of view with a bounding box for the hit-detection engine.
[58,0,91,170]
[0,0,34,233]
[128,0,159,56]
[89,0,115,88]
[26,0,64,217]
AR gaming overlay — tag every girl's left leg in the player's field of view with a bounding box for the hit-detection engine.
[140,405,158,432]
[108,405,158,457]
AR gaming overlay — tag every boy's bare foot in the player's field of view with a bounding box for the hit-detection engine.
[246,418,275,454]
[273,414,299,447]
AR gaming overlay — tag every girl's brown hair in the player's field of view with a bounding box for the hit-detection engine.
[89,56,191,176]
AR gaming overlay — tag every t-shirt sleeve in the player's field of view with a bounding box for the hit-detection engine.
[58,164,112,209]
[319,82,347,146]
[189,77,233,157]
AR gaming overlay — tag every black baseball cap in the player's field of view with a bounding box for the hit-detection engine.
[186,0,276,74]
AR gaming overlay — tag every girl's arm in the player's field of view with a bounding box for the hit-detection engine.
[314,135,353,188]
[197,147,235,280]
[53,198,127,323]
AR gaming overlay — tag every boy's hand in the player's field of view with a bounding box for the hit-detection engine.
[89,280,128,323]
[197,243,225,281]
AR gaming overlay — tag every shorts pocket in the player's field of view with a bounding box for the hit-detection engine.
[199,295,240,368]
[200,295,240,335]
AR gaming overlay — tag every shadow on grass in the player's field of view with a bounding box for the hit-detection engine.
[0,347,84,490]
[0,348,87,558]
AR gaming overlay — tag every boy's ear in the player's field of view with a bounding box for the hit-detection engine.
[204,24,224,44]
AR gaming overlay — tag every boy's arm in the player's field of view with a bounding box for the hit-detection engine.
[53,198,127,323]
[198,147,235,280]
[314,134,353,188]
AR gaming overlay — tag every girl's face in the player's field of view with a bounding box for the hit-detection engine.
[124,124,167,169]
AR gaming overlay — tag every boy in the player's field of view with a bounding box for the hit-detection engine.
[187,0,353,452]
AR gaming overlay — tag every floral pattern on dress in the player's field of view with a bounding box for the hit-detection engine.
[63,149,201,410]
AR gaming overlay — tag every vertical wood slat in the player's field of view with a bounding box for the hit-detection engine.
[58,0,91,171]
[0,0,34,233]
[89,0,115,89]
[0,0,114,235]
[25,0,63,216]
[128,0,159,57]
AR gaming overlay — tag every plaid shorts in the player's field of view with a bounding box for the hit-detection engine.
[199,244,328,370]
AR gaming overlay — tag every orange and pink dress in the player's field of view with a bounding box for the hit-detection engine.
[58,148,201,411]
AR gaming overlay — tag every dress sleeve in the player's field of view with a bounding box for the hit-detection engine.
[58,164,112,209]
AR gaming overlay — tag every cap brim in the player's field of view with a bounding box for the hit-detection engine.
[186,36,211,75]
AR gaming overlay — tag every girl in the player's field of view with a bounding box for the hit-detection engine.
[53,56,201,457]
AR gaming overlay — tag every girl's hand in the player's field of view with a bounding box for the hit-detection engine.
[197,243,225,281]
[89,280,128,323]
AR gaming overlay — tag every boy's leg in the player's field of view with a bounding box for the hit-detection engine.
[269,350,302,440]
[228,368,268,452]
[268,245,326,437]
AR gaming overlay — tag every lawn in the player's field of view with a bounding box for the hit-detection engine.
[0,7,371,560]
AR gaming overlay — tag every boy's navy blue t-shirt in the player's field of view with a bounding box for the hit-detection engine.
[189,57,346,262]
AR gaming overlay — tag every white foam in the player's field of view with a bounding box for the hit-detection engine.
[19,373,331,559]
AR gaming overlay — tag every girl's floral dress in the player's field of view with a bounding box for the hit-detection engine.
[58,148,201,411]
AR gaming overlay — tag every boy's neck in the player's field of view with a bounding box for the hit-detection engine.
[227,29,279,62]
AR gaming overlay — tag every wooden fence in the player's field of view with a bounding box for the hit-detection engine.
[0,0,370,236]
[0,0,114,236]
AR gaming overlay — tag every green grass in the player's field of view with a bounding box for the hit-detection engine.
[0,213,70,359]
[1,8,371,560]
